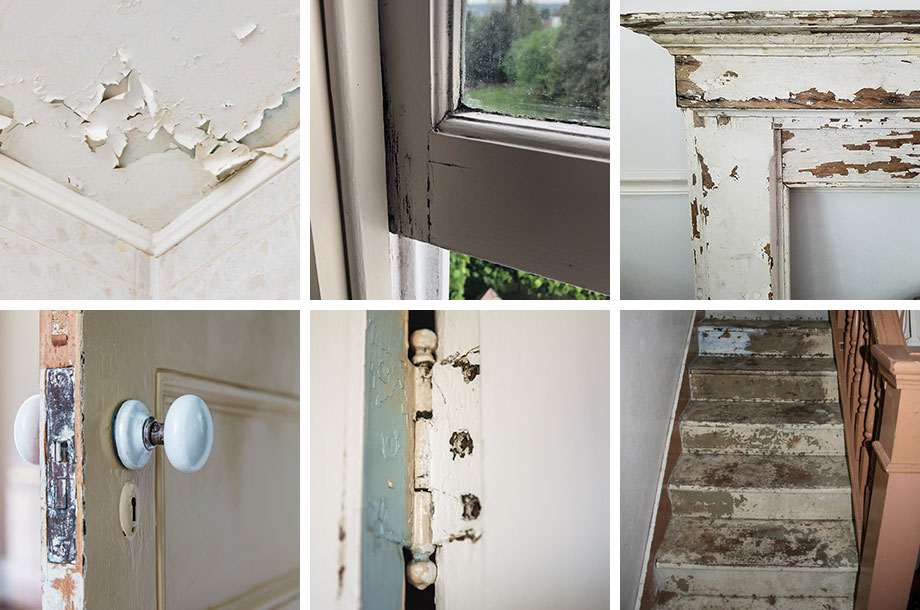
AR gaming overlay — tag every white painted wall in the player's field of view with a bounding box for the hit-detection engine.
[620,0,920,299]
[480,311,609,610]
[309,311,365,610]
[0,312,40,609]
[619,310,694,610]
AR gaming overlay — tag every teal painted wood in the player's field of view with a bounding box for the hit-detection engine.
[362,311,411,609]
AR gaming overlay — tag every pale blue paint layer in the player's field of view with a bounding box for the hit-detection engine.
[361,311,411,609]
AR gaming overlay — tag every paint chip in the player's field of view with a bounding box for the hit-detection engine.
[234,21,258,41]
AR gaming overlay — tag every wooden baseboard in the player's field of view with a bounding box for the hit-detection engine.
[639,311,703,610]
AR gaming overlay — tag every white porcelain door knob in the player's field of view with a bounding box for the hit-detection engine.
[113,395,213,473]
[14,394,40,465]
[164,395,213,473]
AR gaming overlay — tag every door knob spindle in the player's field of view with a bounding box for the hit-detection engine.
[114,395,213,473]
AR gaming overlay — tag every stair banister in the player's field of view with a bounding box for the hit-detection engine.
[856,344,920,609]
[830,310,920,609]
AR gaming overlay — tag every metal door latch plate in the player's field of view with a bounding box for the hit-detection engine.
[46,367,76,564]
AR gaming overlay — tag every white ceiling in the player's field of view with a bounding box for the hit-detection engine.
[0,0,299,230]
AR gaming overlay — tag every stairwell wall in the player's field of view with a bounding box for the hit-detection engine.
[620,311,695,609]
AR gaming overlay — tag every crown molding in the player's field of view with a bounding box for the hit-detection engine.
[0,128,300,258]
[0,153,151,251]
[151,129,300,257]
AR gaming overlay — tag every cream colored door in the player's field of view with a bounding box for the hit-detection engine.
[38,311,299,610]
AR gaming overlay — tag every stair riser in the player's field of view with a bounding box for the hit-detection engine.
[670,489,852,520]
[690,372,838,402]
[699,327,833,358]
[656,594,854,609]
[657,567,856,597]
[681,424,844,455]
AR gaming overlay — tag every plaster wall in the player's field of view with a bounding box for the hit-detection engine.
[479,311,610,610]
[158,160,299,299]
[619,310,694,609]
[0,158,298,299]
[621,0,920,299]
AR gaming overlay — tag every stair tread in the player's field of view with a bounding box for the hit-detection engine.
[656,593,853,609]
[659,517,858,570]
[701,318,831,331]
[692,356,837,374]
[683,401,843,427]
[670,454,850,491]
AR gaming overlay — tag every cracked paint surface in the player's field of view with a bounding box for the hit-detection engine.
[0,0,299,230]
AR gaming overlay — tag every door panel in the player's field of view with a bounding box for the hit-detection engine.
[41,311,300,610]
[157,372,299,610]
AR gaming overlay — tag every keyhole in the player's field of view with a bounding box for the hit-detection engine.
[119,481,138,539]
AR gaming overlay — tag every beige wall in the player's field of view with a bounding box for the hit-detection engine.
[0,311,40,608]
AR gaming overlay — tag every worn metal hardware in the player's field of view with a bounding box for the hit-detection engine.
[46,367,76,564]
[406,329,438,590]
[113,395,213,473]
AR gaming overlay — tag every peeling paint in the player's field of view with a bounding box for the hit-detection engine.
[0,1,300,230]
[440,348,480,383]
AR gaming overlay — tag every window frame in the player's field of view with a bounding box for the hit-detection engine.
[379,0,610,295]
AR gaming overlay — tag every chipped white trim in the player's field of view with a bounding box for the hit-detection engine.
[151,129,299,257]
[0,153,150,251]
[0,127,298,262]
[620,170,688,196]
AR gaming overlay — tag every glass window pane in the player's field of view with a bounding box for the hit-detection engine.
[450,252,609,300]
[462,0,610,127]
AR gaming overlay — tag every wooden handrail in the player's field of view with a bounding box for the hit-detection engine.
[830,311,920,609]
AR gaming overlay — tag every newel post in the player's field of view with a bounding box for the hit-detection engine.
[857,345,920,609]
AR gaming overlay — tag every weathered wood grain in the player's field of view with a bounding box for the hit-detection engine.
[783,128,920,184]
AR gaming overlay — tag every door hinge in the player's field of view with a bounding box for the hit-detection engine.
[406,329,437,590]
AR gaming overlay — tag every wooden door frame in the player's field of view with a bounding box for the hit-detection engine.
[622,10,920,300]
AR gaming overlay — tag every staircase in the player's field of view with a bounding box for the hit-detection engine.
[655,317,858,609]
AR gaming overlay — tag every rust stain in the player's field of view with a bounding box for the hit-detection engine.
[800,156,920,179]
[696,152,715,196]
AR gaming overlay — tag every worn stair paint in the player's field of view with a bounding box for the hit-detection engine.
[699,319,833,358]
[690,356,838,402]
[670,454,851,520]
[681,401,844,455]
[655,317,856,606]
[657,594,855,609]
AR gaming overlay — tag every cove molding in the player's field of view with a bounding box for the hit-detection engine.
[0,129,299,258]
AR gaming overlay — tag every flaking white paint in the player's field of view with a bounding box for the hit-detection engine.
[0,0,299,230]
